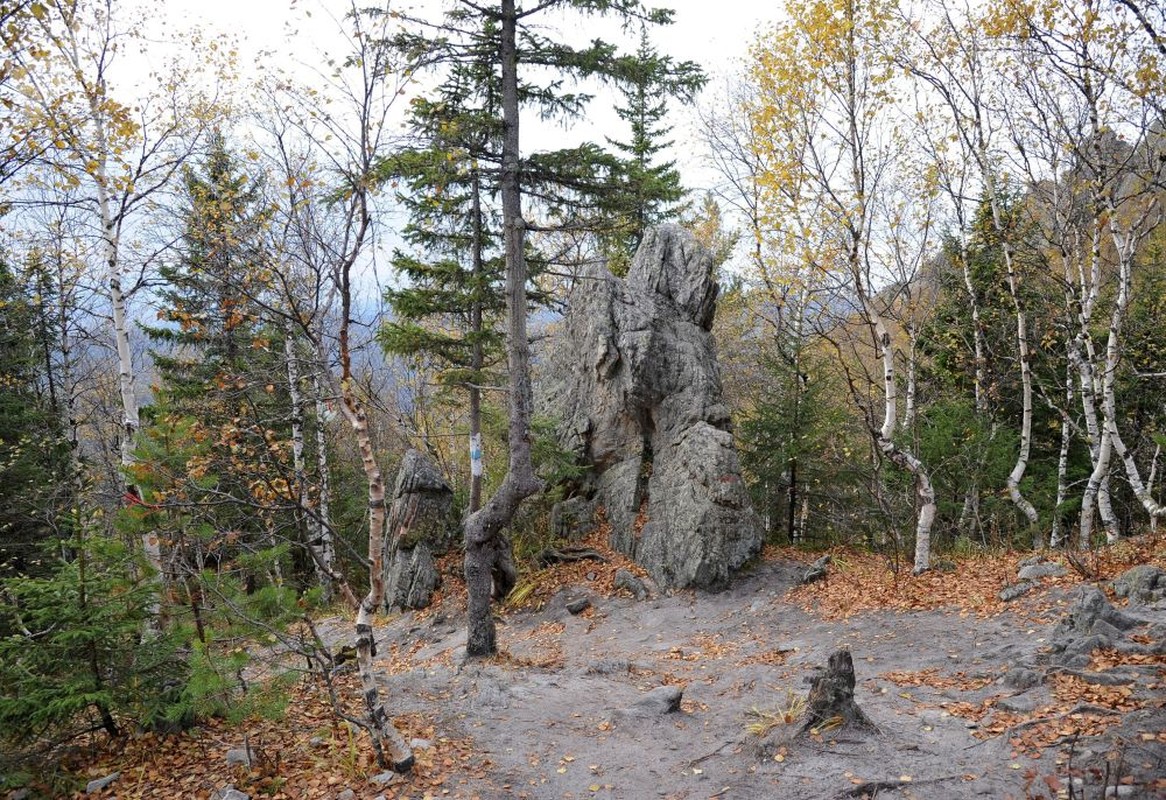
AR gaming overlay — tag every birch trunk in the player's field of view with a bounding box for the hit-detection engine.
[1102,230,1166,524]
[1050,372,1073,548]
[870,311,935,575]
[312,373,340,596]
[96,156,164,631]
[285,329,334,600]
[996,225,1040,529]
[464,0,543,657]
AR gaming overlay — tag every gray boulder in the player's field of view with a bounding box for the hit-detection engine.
[1053,586,1137,639]
[384,450,457,610]
[1018,562,1067,580]
[540,225,762,590]
[1048,586,1139,667]
[1112,564,1166,606]
[614,685,684,721]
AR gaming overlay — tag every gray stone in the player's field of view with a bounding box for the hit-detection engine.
[85,772,120,794]
[551,496,598,541]
[614,568,649,600]
[384,450,457,610]
[1089,618,1125,641]
[1104,786,1136,798]
[566,597,592,614]
[410,737,432,750]
[1112,564,1166,606]
[225,747,251,767]
[539,225,762,590]
[1017,562,1067,580]
[1003,668,1042,690]
[999,582,1036,602]
[337,790,356,800]
[370,771,399,787]
[210,788,249,800]
[622,685,684,717]
[998,693,1038,713]
[1017,554,1046,569]
[1053,587,1137,640]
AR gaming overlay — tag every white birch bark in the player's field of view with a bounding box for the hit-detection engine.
[869,309,935,574]
[285,328,334,600]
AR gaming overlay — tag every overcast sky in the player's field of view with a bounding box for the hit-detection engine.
[147,0,774,194]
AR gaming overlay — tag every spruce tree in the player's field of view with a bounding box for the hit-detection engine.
[382,0,706,657]
[601,27,703,272]
[138,132,296,592]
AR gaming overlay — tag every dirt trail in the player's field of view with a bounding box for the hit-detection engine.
[340,557,1166,800]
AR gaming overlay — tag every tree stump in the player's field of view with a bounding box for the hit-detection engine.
[798,648,876,735]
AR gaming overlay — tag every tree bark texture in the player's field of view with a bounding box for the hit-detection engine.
[463,0,543,658]
[799,649,876,736]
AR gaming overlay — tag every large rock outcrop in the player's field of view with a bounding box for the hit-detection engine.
[540,225,762,590]
[383,450,457,610]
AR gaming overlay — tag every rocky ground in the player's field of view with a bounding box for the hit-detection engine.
[355,553,1166,800]
[55,542,1166,800]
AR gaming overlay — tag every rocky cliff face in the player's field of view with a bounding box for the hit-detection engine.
[540,225,762,590]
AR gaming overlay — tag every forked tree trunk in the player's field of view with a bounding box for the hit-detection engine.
[463,0,543,658]
[869,311,935,574]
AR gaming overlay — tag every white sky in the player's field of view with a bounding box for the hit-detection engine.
[143,0,775,194]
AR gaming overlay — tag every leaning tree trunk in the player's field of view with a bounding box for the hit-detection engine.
[336,376,413,771]
[463,0,544,658]
[869,309,935,575]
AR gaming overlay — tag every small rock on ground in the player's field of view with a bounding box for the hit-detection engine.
[370,771,399,787]
[85,773,119,794]
[566,597,592,614]
[210,787,249,800]
[225,747,251,767]
[622,684,683,717]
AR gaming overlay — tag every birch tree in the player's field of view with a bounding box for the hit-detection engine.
[7,0,224,620]
[749,0,937,572]
[255,2,414,771]
[993,0,1166,542]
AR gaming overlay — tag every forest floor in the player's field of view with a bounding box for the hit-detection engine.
[53,534,1166,800]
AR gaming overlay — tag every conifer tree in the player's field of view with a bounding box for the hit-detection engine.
[138,133,295,591]
[385,0,706,657]
[601,27,703,272]
[0,254,71,577]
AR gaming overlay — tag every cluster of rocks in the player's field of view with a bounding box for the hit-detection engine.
[997,565,1166,698]
[998,554,1069,602]
[539,225,762,591]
